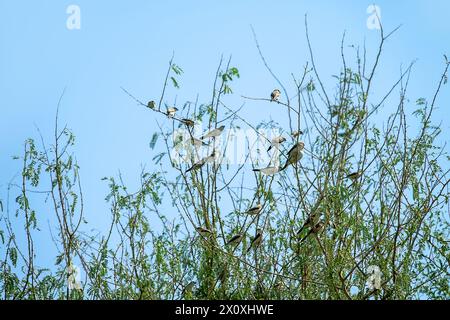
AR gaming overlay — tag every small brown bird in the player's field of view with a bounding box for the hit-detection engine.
[226,233,244,246]
[166,107,178,118]
[196,226,212,237]
[245,204,262,215]
[247,228,263,253]
[346,171,362,180]
[271,89,281,102]
[296,212,320,236]
[299,221,324,243]
[185,151,216,173]
[147,100,155,109]
[200,125,225,140]
[189,137,209,148]
[252,166,279,176]
[280,142,305,171]
[186,158,206,173]
[181,118,195,127]
[182,281,196,296]
[267,136,286,152]
[291,130,304,138]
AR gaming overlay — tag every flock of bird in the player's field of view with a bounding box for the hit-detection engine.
[158,89,362,255]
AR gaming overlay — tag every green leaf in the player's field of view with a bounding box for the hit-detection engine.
[9,248,17,267]
[171,77,179,89]
[149,133,159,150]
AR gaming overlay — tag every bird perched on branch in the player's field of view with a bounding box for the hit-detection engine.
[189,137,209,148]
[182,281,196,296]
[196,226,212,237]
[245,203,262,215]
[291,130,304,138]
[252,166,279,176]
[181,118,195,127]
[247,228,263,253]
[296,212,320,236]
[166,107,178,118]
[280,142,305,171]
[185,158,206,173]
[267,136,286,152]
[299,221,324,244]
[346,171,362,181]
[147,100,155,109]
[271,89,281,102]
[185,151,216,173]
[200,125,225,140]
[226,233,244,246]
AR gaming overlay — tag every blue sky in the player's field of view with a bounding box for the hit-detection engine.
[1,0,449,266]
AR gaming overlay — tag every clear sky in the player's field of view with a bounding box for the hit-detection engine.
[1,1,449,265]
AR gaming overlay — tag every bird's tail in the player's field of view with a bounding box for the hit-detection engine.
[252,168,261,172]
[267,145,272,152]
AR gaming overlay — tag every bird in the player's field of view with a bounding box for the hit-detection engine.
[185,151,216,173]
[267,136,286,152]
[181,118,195,127]
[200,125,225,140]
[226,233,244,246]
[296,212,320,236]
[245,203,262,215]
[280,142,305,171]
[147,100,155,109]
[247,229,263,253]
[346,171,362,181]
[291,130,304,138]
[271,89,281,102]
[204,150,217,163]
[196,226,212,237]
[299,221,324,244]
[182,281,196,296]
[166,107,178,118]
[189,137,209,148]
[252,166,279,176]
[185,158,206,173]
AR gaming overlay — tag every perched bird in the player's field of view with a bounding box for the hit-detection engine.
[147,100,155,109]
[273,281,285,291]
[185,158,206,173]
[280,142,305,171]
[271,89,281,102]
[204,150,217,163]
[200,125,225,140]
[291,130,304,138]
[245,203,262,215]
[182,281,196,296]
[267,136,286,152]
[196,226,212,237]
[185,151,216,173]
[296,212,320,236]
[181,118,195,127]
[226,233,244,246]
[299,221,324,244]
[252,166,279,176]
[189,137,209,148]
[247,229,263,253]
[166,107,178,118]
[346,171,362,181]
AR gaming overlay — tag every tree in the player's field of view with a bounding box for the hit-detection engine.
[1,21,449,300]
